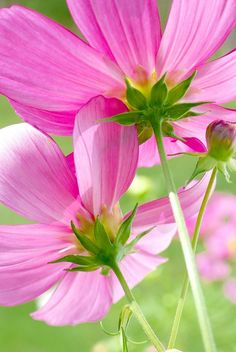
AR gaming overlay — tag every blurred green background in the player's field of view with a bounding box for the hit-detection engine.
[0,1,236,351]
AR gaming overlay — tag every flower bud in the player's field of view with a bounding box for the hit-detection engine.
[206,120,236,162]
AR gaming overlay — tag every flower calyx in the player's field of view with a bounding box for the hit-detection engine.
[100,71,206,144]
[50,204,153,273]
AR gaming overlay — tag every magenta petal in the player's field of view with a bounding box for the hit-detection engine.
[0,6,124,130]
[73,96,138,215]
[10,100,78,136]
[157,0,236,80]
[111,251,166,303]
[197,252,230,282]
[0,224,71,306]
[67,0,161,78]
[133,175,210,228]
[32,270,112,326]
[0,123,79,223]
[189,49,236,104]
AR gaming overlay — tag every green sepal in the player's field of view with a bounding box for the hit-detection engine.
[115,203,138,245]
[136,123,153,144]
[66,265,100,272]
[165,102,207,121]
[98,111,143,126]
[125,79,147,110]
[218,162,231,183]
[94,217,113,249]
[188,156,217,183]
[150,74,168,107]
[165,71,196,106]
[124,226,155,255]
[49,254,98,266]
[162,121,185,142]
[71,221,99,255]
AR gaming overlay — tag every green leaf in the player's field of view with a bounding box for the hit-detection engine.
[125,79,147,110]
[71,221,99,255]
[66,265,100,272]
[50,255,98,266]
[98,111,142,126]
[94,218,113,249]
[165,71,196,106]
[165,102,206,120]
[115,203,138,245]
[150,74,168,106]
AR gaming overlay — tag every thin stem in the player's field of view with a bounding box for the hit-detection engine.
[111,262,166,352]
[168,168,217,348]
[152,120,217,352]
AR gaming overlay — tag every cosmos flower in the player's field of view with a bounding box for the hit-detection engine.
[0,96,208,325]
[1,1,236,165]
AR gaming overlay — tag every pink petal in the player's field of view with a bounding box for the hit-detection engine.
[0,224,71,306]
[188,49,236,104]
[157,0,236,80]
[133,175,210,228]
[67,0,161,79]
[73,96,138,215]
[138,135,206,167]
[224,279,236,304]
[0,6,124,131]
[111,251,166,303]
[197,252,230,281]
[0,123,79,223]
[10,99,78,136]
[32,270,112,326]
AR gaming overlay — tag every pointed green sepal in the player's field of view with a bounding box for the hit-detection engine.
[115,203,138,245]
[165,71,197,106]
[162,121,185,142]
[71,221,99,255]
[66,265,100,272]
[150,74,168,107]
[124,226,155,255]
[136,123,153,144]
[188,156,217,183]
[218,162,231,183]
[49,254,98,266]
[94,217,113,249]
[98,111,143,126]
[165,102,207,121]
[125,79,147,110]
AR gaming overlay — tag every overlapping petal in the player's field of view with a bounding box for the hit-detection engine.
[32,270,112,326]
[133,175,210,228]
[157,0,236,81]
[0,123,79,223]
[67,0,161,78]
[73,96,139,215]
[0,6,124,133]
[188,49,236,104]
[0,224,71,305]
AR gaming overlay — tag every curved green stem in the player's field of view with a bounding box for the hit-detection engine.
[111,262,166,352]
[168,168,217,348]
[152,119,217,352]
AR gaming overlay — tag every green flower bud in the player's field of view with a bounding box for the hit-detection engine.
[206,120,236,162]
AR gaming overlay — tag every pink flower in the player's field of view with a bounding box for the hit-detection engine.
[0,96,208,325]
[192,192,236,303]
[1,1,236,165]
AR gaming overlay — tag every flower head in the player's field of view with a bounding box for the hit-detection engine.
[0,96,208,325]
[1,1,236,165]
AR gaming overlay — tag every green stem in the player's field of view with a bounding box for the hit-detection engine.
[152,120,217,352]
[111,262,166,352]
[168,168,217,348]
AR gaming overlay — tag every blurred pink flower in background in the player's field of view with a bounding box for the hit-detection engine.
[1,1,236,165]
[0,96,208,325]
[190,192,236,304]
